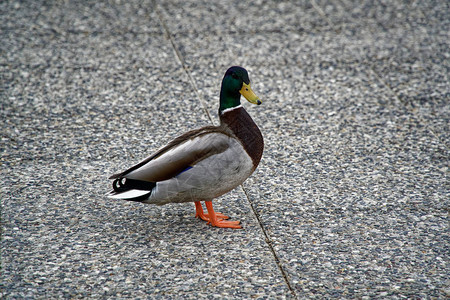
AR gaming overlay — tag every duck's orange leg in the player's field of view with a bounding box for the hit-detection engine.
[204,201,241,229]
[194,201,230,221]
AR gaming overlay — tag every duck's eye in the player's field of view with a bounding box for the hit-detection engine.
[232,73,239,79]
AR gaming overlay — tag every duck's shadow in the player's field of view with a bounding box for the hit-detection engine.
[97,200,247,247]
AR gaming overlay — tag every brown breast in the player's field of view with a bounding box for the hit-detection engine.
[219,107,264,170]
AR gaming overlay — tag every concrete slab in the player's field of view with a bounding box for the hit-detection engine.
[1,0,448,298]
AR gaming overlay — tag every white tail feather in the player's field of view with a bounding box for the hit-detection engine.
[107,189,151,200]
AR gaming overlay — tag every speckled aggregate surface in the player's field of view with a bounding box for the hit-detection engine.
[1,0,449,299]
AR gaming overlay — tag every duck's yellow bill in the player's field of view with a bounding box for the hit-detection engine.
[240,82,262,105]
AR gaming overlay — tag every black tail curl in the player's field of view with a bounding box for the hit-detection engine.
[112,177,156,193]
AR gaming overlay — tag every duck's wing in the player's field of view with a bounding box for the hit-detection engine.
[109,126,231,183]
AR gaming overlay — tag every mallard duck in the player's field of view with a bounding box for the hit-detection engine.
[107,66,263,229]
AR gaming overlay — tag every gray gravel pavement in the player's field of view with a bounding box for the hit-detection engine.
[1,0,449,298]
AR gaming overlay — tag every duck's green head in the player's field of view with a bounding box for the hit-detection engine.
[219,66,261,112]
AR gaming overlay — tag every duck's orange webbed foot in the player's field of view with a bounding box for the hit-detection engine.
[199,201,242,229]
[194,201,230,221]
